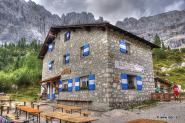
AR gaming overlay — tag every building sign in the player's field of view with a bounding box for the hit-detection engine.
[115,60,144,73]
[61,68,71,75]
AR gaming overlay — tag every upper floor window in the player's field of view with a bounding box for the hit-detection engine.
[48,42,55,52]
[119,40,130,54]
[48,60,54,71]
[80,43,90,58]
[64,31,70,41]
[63,53,70,64]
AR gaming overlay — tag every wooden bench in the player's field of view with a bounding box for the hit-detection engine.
[57,99,92,108]
[53,104,82,114]
[42,111,98,123]
[0,96,12,106]
[80,111,93,117]
[19,99,30,106]
[6,113,29,123]
[16,105,42,123]
[6,113,19,120]
[0,103,10,115]
[32,102,48,110]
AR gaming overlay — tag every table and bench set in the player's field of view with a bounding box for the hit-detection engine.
[0,95,98,123]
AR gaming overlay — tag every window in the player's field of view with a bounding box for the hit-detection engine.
[80,43,90,58]
[63,53,70,64]
[48,42,55,52]
[80,46,84,58]
[48,60,54,71]
[62,80,68,92]
[119,40,130,54]
[80,76,89,90]
[128,75,136,89]
[125,42,130,54]
[64,31,70,41]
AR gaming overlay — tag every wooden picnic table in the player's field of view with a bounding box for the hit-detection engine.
[0,96,13,108]
[19,99,31,106]
[53,104,82,114]
[16,105,41,123]
[32,102,48,110]
[6,113,29,123]
[0,104,10,115]
[42,111,98,123]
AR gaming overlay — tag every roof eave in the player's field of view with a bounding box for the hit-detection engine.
[38,22,159,59]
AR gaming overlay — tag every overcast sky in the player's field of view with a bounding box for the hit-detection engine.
[25,0,185,24]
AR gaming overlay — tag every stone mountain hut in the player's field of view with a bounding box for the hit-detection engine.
[38,22,159,111]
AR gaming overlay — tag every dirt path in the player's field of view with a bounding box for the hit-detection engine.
[95,101,185,123]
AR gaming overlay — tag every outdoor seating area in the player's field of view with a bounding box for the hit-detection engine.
[151,92,185,102]
[41,112,97,123]
[0,95,98,123]
[151,93,172,101]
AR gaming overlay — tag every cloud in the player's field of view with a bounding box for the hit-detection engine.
[25,0,185,24]
[165,0,185,12]
[31,0,88,17]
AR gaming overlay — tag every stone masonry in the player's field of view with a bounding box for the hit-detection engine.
[39,23,158,111]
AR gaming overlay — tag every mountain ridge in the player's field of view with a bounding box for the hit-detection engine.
[0,0,185,49]
[116,10,185,49]
[0,0,102,44]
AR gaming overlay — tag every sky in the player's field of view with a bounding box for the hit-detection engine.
[25,0,185,24]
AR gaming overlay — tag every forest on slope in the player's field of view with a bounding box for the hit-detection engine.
[0,39,42,99]
[153,35,185,88]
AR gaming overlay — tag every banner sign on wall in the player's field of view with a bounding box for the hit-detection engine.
[115,60,144,73]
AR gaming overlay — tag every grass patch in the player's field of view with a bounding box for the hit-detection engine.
[128,100,158,110]
[9,86,40,101]
[153,48,185,89]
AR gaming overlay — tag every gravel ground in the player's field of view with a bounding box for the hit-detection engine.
[95,101,185,123]
[3,100,185,123]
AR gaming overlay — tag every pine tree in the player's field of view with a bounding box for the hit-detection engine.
[154,34,161,47]
[161,41,166,50]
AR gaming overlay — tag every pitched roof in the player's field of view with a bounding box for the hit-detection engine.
[38,22,159,59]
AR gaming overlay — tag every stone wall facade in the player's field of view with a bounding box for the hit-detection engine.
[41,26,155,111]
[107,29,155,109]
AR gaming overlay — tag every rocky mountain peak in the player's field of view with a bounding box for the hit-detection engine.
[61,12,96,25]
[116,10,185,49]
[0,0,103,44]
